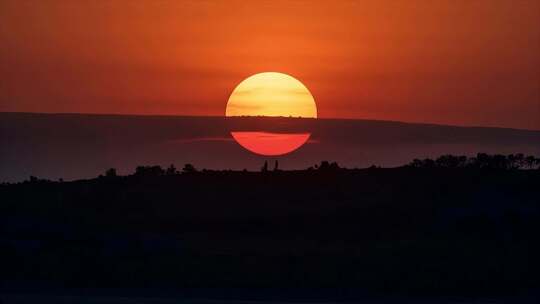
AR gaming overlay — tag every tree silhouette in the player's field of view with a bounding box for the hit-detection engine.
[492,154,508,169]
[436,155,466,168]
[166,164,178,175]
[318,161,340,171]
[105,168,117,178]
[508,153,524,169]
[135,166,164,177]
[182,163,197,173]
[410,159,423,168]
[472,153,490,169]
[525,155,537,169]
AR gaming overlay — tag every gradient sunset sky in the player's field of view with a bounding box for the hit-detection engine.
[1,0,539,129]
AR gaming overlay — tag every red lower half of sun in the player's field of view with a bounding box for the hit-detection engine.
[230,132,311,156]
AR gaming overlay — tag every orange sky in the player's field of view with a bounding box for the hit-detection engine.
[1,0,539,129]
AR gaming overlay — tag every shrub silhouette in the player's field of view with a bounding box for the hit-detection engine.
[318,161,340,171]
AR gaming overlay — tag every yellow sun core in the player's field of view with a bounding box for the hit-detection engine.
[225,72,317,118]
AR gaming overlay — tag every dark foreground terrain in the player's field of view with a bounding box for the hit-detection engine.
[1,161,539,302]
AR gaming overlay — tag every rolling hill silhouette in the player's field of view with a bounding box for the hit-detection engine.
[1,112,539,182]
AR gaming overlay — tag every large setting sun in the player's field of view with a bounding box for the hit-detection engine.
[226,72,317,156]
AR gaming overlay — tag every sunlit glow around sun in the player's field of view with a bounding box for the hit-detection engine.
[226,72,317,118]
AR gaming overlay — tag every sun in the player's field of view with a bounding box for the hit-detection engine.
[226,72,317,118]
[226,72,317,156]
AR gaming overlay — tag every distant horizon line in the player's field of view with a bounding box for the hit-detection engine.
[1,111,539,132]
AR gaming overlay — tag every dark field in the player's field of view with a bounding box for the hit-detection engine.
[1,166,539,301]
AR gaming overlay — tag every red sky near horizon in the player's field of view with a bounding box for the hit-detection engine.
[1,0,539,129]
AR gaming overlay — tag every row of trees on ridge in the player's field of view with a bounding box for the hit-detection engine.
[407,153,539,169]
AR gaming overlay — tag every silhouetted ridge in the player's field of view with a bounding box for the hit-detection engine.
[3,112,540,183]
